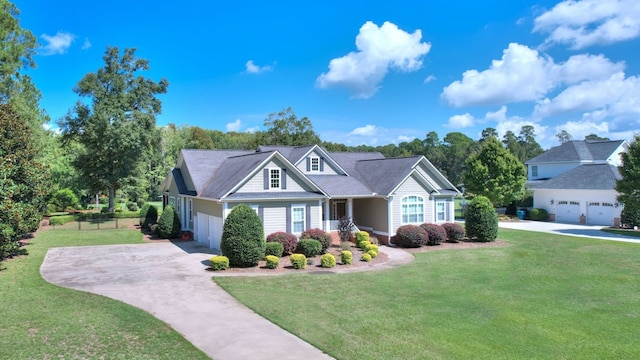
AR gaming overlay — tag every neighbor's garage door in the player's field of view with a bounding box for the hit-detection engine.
[587,202,615,226]
[556,201,580,223]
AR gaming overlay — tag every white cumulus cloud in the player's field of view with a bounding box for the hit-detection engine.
[226,119,242,132]
[316,21,431,99]
[349,124,378,137]
[533,0,640,49]
[446,113,476,129]
[245,60,273,74]
[40,31,75,55]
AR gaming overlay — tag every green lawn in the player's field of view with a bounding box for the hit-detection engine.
[0,229,207,359]
[215,229,640,359]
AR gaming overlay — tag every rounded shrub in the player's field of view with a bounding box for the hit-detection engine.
[359,240,371,251]
[157,205,181,239]
[361,253,372,262]
[220,204,265,267]
[210,256,229,271]
[51,188,79,211]
[341,250,353,265]
[355,231,369,247]
[365,243,379,254]
[420,223,447,246]
[266,232,298,255]
[395,225,428,248]
[265,255,279,269]
[300,228,332,253]
[442,223,465,243]
[139,203,151,226]
[621,201,640,227]
[296,239,323,257]
[136,198,145,208]
[143,205,158,230]
[290,253,307,269]
[367,249,378,259]
[529,208,549,221]
[127,202,139,212]
[465,196,498,242]
[265,241,284,258]
[321,253,336,268]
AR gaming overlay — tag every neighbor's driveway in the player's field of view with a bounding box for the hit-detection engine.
[40,242,332,360]
[499,220,640,244]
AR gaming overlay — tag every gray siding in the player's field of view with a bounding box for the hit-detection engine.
[227,200,320,237]
[236,159,308,193]
[391,174,433,232]
[296,149,339,175]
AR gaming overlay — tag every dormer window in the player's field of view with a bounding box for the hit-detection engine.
[270,168,280,189]
[310,157,320,172]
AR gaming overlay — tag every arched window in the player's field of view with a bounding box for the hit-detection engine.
[402,195,424,224]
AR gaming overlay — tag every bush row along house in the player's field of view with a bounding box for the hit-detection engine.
[161,144,460,250]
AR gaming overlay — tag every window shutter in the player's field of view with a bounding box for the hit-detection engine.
[320,158,324,172]
[306,158,310,171]
[281,168,287,189]
[263,169,269,189]
[306,204,311,230]
[286,205,291,233]
[258,206,264,223]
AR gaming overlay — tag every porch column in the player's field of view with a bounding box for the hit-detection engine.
[324,199,331,231]
[347,198,353,220]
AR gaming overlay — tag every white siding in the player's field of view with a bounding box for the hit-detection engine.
[532,188,621,225]
[296,150,339,175]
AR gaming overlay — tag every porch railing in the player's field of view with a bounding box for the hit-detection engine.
[327,220,360,233]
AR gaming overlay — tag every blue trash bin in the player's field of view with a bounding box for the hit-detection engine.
[516,210,525,220]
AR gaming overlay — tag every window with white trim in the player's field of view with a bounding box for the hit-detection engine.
[436,201,446,222]
[270,168,280,189]
[532,165,538,177]
[401,195,424,224]
[292,205,305,233]
[310,156,320,172]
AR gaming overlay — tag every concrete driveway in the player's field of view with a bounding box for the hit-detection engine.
[499,220,640,244]
[40,242,332,360]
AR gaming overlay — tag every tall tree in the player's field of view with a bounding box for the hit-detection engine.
[616,136,640,208]
[517,125,544,162]
[463,137,526,207]
[423,131,445,172]
[60,47,168,212]
[585,134,610,141]
[441,132,476,186]
[262,107,320,146]
[556,130,573,144]
[502,130,523,160]
[0,104,50,263]
[480,127,498,143]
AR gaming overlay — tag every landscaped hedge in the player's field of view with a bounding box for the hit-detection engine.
[355,231,369,247]
[296,239,323,257]
[221,204,265,267]
[265,242,284,258]
[48,215,78,226]
[341,250,353,265]
[157,205,181,239]
[321,253,336,268]
[265,255,279,269]
[210,256,229,271]
[290,254,306,269]
[442,223,465,243]
[266,232,298,255]
[465,196,498,242]
[395,225,428,248]
[529,208,549,221]
[420,223,447,246]
[300,228,331,253]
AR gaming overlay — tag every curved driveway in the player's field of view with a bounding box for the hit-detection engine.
[499,220,640,243]
[40,242,333,360]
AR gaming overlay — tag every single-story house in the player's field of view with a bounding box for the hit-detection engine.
[526,140,628,226]
[161,144,460,250]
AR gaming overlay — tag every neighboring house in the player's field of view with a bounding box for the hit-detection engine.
[161,144,460,250]
[526,140,628,226]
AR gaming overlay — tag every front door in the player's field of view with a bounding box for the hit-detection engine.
[333,200,346,220]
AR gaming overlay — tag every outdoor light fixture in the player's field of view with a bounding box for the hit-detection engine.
[550,199,554,205]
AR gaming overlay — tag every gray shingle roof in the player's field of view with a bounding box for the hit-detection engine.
[355,156,422,195]
[181,149,252,193]
[171,168,196,196]
[529,164,621,190]
[200,151,273,199]
[307,175,373,197]
[526,140,624,164]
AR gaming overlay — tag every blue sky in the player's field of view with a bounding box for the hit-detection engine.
[14,0,640,149]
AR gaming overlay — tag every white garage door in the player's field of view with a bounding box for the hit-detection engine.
[587,202,615,226]
[556,201,580,223]
[196,213,224,250]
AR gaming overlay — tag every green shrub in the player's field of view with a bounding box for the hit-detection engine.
[341,250,353,265]
[300,228,332,253]
[365,244,379,254]
[220,204,265,267]
[359,240,371,251]
[529,208,549,221]
[48,215,77,226]
[442,223,465,242]
[621,201,640,227]
[157,205,181,239]
[113,211,140,219]
[355,231,369,247]
[367,249,378,258]
[143,205,158,229]
[266,232,298,255]
[290,253,306,269]
[296,239,322,257]
[320,253,336,268]
[127,202,139,212]
[339,242,351,251]
[136,199,145,208]
[465,196,498,242]
[210,256,229,271]
[395,225,428,248]
[265,255,279,269]
[420,223,447,245]
[51,188,79,211]
[361,253,372,262]
[265,241,284,258]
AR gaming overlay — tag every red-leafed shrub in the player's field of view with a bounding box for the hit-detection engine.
[395,225,428,248]
[442,223,465,243]
[266,232,298,255]
[300,228,331,253]
[420,223,447,246]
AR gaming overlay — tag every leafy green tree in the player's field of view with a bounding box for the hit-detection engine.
[51,188,79,211]
[585,133,610,141]
[465,195,498,242]
[423,131,445,172]
[441,132,477,185]
[220,204,265,267]
[518,125,544,162]
[0,104,50,262]
[59,47,168,212]
[556,130,572,144]
[463,137,526,207]
[262,107,320,146]
[480,127,498,143]
[502,130,523,160]
[616,136,640,222]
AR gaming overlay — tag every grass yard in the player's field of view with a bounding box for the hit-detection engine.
[215,229,640,359]
[0,229,207,359]
[49,217,139,231]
